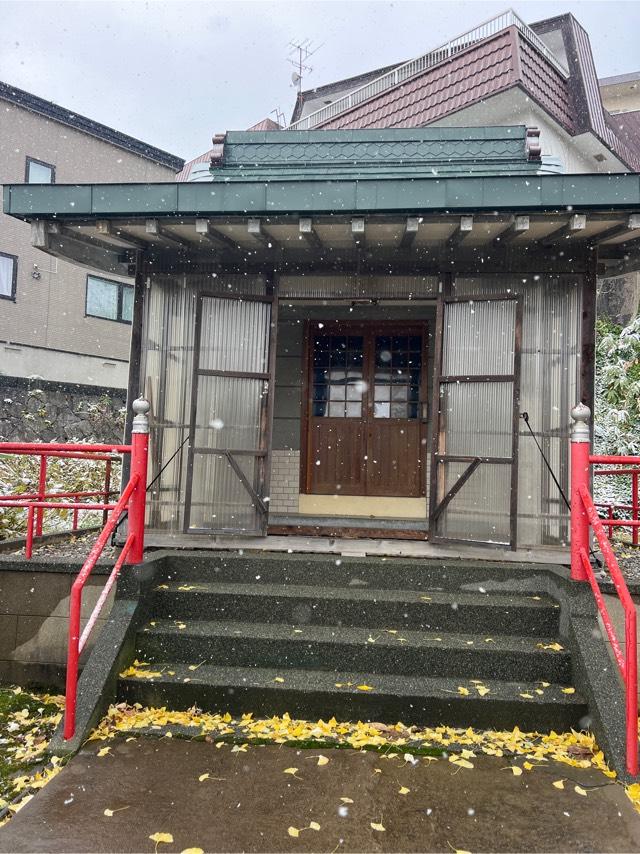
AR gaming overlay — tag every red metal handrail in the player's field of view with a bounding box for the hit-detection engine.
[0,399,150,741]
[0,441,121,550]
[570,404,639,776]
[593,467,640,546]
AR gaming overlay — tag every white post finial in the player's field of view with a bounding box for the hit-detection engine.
[131,397,150,434]
[571,402,591,443]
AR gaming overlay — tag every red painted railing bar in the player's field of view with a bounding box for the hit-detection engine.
[590,455,640,465]
[25,505,35,560]
[579,548,626,674]
[593,469,640,476]
[103,459,112,527]
[63,475,139,741]
[0,500,117,510]
[36,456,47,537]
[0,489,117,502]
[0,442,131,454]
[570,402,639,777]
[63,397,150,741]
[72,508,79,531]
[79,534,135,653]
[633,472,638,547]
[0,450,121,461]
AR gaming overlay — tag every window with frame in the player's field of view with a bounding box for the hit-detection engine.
[0,252,17,301]
[25,157,55,184]
[86,275,134,323]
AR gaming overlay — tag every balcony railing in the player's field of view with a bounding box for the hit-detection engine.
[288,9,569,131]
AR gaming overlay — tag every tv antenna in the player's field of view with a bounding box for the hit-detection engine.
[270,107,286,127]
[287,39,323,93]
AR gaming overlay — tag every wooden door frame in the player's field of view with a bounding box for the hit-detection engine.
[183,279,278,534]
[428,290,522,550]
[300,318,429,497]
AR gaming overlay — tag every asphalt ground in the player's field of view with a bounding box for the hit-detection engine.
[1,736,639,853]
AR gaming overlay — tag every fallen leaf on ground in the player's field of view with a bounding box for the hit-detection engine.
[357,685,374,692]
[288,827,300,838]
[562,687,576,695]
[457,687,470,696]
[553,779,565,789]
[309,821,321,831]
[181,849,204,854]
[398,786,410,795]
[97,746,111,757]
[274,677,285,683]
[508,766,523,776]
[537,642,564,652]
[198,773,209,782]
[340,797,354,804]
[149,832,173,849]
[231,744,247,754]
[284,767,299,776]
[574,785,588,796]
[519,693,533,699]
[316,755,329,766]
[103,807,129,816]
[371,822,386,832]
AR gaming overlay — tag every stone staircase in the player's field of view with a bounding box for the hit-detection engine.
[117,552,587,732]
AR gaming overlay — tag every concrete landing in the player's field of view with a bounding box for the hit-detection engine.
[1,737,638,853]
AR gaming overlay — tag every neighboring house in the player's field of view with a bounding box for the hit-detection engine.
[0,82,183,400]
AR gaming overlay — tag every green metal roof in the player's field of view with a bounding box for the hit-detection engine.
[4,173,640,220]
[207,127,541,180]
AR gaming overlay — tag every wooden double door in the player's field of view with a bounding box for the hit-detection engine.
[304,322,428,498]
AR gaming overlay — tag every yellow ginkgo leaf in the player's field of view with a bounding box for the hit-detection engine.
[274,677,285,683]
[317,755,329,766]
[562,687,576,695]
[198,773,209,782]
[357,684,374,692]
[457,686,470,696]
[476,686,490,697]
[574,785,588,796]
[149,832,173,845]
[540,681,550,688]
[450,757,474,769]
[371,822,386,832]
[103,806,128,817]
[97,746,111,757]
[309,821,321,831]
[537,642,564,652]
[188,662,204,671]
[398,786,410,795]
[510,766,523,776]
[104,809,114,817]
[519,693,533,699]
[553,779,565,789]
[340,797,354,804]
[231,744,247,754]
[288,827,300,838]
[181,849,204,854]
[284,767,299,775]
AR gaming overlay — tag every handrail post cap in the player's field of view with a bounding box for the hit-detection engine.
[131,397,150,434]
[571,402,591,443]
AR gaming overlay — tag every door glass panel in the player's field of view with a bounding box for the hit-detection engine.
[439,461,511,544]
[374,334,421,419]
[194,376,264,450]
[189,452,260,532]
[312,334,363,418]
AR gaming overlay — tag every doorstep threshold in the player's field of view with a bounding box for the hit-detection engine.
[268,514,428,531]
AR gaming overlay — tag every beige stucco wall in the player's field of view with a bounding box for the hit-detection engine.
[0,99,178,387]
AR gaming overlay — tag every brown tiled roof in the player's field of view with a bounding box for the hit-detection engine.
[518,36,575,133]
[318,30,517,130]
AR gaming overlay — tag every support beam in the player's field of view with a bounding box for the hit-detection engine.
[195,218,237,251]
[448,215,474,245]
[247,218,279,250]
[145,219,192,249]
[591,213,640,245]
[541,213,587,246]
[97,221,149,250]
[351,217,366,247]
[399,216,420,249]
[31,220,47,249]
[493,215,530,246]
[299,217,323,251]
[59,225,132,256]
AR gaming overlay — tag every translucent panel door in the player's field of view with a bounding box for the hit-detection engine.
[430,296,521,548]
[184,293,275,534]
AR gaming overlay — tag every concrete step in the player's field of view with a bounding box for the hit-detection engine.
[136,619,572,683]
[150,581,560,636]
[117,661,586,733]
[158,551,556,592]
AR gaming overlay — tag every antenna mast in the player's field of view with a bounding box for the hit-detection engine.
[287,39,323,93]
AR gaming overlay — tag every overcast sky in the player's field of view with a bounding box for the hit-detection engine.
[1,0,638,162]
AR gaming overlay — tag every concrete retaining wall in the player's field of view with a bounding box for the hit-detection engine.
[0,560,115,689]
